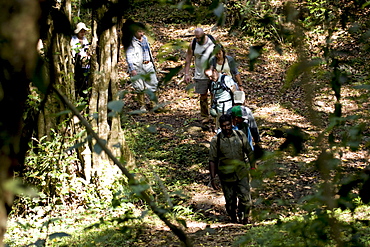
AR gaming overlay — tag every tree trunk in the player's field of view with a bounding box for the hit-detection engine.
[38,0,74,139]
[88,3,135,195]
[0,0,40,245]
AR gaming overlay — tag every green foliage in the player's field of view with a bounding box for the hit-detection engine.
[237,208,370,246]
[22,129,82,205]
[227,0,284,43]
[302,0,330,31]
[122,120,205,213]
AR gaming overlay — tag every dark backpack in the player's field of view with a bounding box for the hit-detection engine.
[192,34,216,55]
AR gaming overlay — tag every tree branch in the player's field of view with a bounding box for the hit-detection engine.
[52,85,193,247]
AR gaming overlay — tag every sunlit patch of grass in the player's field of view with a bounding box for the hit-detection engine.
[235,208,370,247]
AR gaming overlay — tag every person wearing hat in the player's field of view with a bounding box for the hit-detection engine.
[124,21,158,112]
[228,91,261,151]
[71,22,90,97]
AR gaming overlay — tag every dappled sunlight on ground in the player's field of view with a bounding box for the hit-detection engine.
[255,103,313,129]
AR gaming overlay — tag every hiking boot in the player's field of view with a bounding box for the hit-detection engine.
[230,216,238,224]
[241,218,250,225]
[238,212,251,225]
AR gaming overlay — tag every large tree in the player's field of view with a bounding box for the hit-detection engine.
[0,0,40,245]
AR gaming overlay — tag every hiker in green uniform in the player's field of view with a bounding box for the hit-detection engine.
[209,114,255,224]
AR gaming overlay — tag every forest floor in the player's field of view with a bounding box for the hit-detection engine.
[114,8,369,247]
[4,3,370,247]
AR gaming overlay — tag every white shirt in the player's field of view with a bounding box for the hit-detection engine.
[71,35,89,58]
[194,37,215,80]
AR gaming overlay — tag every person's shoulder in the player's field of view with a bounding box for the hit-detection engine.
[210,134,219,143]
[206,35,215,45]
[240,106,252,113]
[223,74,234,82]
[234,129,246,137]
[226,55,234,61]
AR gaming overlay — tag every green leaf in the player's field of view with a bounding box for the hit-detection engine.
[107,100,124,112]
[185,83,195,92]
[146,125,157,134]
[94,139,107,154]
[161,66,182,85]
[213,3,224,18]
[53,110,72,117]
[4,179,38,197]
[113,142,121,148]
[353,85,370,90]
[130,183,150,195]
[144,89,157,103]
[48,232,71,240]
[32,58,48,94]
[34,239,46,247]
[67,140,86,151]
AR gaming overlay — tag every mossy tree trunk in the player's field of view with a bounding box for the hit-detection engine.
[37,0,74,140]
[88,1,134,193]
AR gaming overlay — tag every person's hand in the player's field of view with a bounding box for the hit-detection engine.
[211,179,220,190]
[250,167,258,178]
[131,70,138,76]
[184,74,191,83]
[238,86,244,91]
[254,143,264,160]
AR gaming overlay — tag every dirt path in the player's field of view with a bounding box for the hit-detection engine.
[117,22,302,246]
[117,15,368,245]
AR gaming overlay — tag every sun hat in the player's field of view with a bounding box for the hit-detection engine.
[74,22,90,34]
[233,91,245,104]
[231,105,243,118]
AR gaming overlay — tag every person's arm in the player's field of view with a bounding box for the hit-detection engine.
[228,56,244,91]
[225,76,237,92]
[125,43,137,76]
[209,161,219,190]
[244,107,261,143]
[242,131,256,169]
[234,74,243,91]
[184,43,193,83]
[250,128,261,143]
[209,137,220,190]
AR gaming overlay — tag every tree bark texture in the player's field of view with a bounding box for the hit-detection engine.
[88,3,134,192]
[0,0,40,245]
[38,0,74,139]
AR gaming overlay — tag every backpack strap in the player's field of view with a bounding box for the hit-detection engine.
[220,75,234,105]
[216,132,221,163]
[192,34,216,55]
[234,130,253,165]
[210,75,234,106]
[217,130,251,165]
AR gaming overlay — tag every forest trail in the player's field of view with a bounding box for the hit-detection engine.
[116,9,368,246]
[117,23,315,246]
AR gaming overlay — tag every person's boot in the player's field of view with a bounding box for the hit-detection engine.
[230,215,238,223]
[200,96,210,123]
[149,91,158,111]
[137,93,146,112]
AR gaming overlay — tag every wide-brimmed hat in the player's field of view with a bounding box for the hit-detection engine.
[234,91,245,104]
[74,22,90,34]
